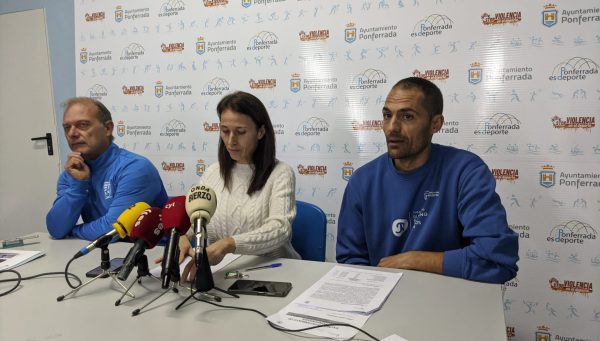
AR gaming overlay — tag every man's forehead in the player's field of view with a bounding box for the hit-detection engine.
[63,103,98,122]
[385,87,423,103]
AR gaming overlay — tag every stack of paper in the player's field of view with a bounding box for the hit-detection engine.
[0,249,45,271]
[267,266,402,340]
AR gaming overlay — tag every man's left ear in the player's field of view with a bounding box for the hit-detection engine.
[105,120,114,136]
[431,115,444,133]
[258,125,266,140]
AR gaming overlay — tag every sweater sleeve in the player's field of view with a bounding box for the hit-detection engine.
[76,159,166,241]
[46,172,91,239]
[231,164,296,255]
[442,160,519,284]
[47,159,166,241]
[336,179,371,265]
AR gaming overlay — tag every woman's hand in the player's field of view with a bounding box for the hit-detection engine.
[181,237,236,282]
[154,235,194,273]
[156,236,237,283]
[178,236,197,282]
[206,237,236,265]
[178,236,195,262]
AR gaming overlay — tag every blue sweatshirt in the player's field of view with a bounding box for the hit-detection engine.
[336,144,519,284]
[46,143,168,241]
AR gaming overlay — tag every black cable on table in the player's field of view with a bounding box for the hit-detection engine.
[0,269,82,297]
[64,257,81,289]
[190,294,380,341]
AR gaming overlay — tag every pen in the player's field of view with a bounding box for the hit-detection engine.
[243,263,282,272]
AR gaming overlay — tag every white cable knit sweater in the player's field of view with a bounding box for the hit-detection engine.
[198,161,300,259]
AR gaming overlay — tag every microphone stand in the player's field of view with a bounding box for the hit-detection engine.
[175,221,237,310]
[123,251,183,316]
[57,245,134,301]
[114,254,165,306]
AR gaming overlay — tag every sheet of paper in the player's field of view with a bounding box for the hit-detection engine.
[210,253,241,272]
[267,265,402,340]
[150,253,240,278]
[0,249,45,271]
[268,302,371,340]
[295,265,402,314]
[381,335,409,341]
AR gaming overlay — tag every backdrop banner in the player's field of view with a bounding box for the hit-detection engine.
[75,1,600,339]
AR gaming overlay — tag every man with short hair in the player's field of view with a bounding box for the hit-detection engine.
[46,97,168,240]
[336,77,518,284]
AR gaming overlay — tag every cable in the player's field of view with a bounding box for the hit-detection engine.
[0,269,82,297]
[64,257,81,289]
[267,321,380,340]
[190,294,380,341]
[0,270,21,297]
[192,294,268,317]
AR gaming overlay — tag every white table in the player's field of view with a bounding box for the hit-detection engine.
[0,233,507,340]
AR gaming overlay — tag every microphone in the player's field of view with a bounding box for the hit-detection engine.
[185,185,217,291]
[73,202,150,259]
[117,207,164,281]
[185,185,217,260]
[160,196,191,288]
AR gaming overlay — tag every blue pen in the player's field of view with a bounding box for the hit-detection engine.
[243,263,282,272]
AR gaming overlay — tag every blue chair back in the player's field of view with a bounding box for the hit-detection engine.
[291,200,327,261]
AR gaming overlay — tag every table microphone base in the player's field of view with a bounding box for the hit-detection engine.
[57,246,134,302]
[175,285,239,310]
[130,281,181,316]
[175,247,239,310]
[57,270,134,302]
[114,255,163,307]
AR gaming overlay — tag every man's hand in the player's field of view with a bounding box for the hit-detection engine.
[65,152,90,181]
[378,251,444,275]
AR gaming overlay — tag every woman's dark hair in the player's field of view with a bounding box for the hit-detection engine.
[216,91,277,195]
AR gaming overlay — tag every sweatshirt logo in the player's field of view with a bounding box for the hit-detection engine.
[392,218,409,237]
[424,190,439,200]
[103,181,112,200]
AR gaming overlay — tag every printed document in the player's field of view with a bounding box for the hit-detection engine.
[267,265,402,339]
[0,249,44,271]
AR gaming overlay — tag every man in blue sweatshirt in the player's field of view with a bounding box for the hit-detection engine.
[336,77,518,284]
[46,97,168,240]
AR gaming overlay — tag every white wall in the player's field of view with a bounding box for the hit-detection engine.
[0,0,74,165]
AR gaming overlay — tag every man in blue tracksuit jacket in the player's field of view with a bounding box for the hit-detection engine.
[336,77,519,284]
[46,97,168,241]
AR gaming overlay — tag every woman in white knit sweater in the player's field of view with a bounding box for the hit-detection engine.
[180,91,300,281]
